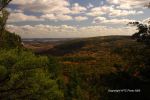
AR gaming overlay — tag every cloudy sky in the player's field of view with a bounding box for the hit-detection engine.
[7,0,150,38]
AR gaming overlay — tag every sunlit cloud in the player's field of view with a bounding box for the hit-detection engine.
[8,0,150,38]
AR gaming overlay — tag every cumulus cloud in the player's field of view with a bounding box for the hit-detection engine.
[93,17,136,25]
[11,0,87,15]
[93,17,106,23]
[102,19,136,24]
[74,16,88,21]
[87,6,111,16]
[107,0,149,9]
[11,0,34,5]
[8,12,44,22]
[11,0,70,14]
[54,14,73,21]
[87,5,143,17]
[87,3,94,9]
[9,0,87,22]
[41,14,56,20]
[7,24,136,38]
[71,3,87,14]
[7,0,147,38]
[9,0,147,23]
[109,9,143,17]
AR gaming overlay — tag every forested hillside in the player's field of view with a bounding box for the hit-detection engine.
[38,36,150,100]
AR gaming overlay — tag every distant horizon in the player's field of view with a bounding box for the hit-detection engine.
[22,35,131,39]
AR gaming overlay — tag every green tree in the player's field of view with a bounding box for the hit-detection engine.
[129,3,150,44]
[0,0,11,39]
[129,22,150,43]
[0,49,63,99]
[0,0,21,48]
[0,1,64,99]
[1,31,22,48]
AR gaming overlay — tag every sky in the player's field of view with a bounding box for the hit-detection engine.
[6,0,150,38]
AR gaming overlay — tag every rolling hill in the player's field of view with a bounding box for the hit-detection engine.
[24,36,150,100]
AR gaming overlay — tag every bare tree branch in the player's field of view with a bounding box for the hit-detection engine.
[0,0,12,11]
